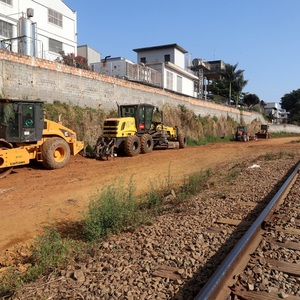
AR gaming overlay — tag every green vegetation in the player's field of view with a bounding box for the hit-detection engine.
[280,89,300,124]
[83,178,140,241]
[258,151,295,161]
[56,51,90,70]
[0,227,75,297]
[44,101,105,144]
[180,169,212,199]
[188,135,231,146]
[23,228,74,281]
[0,168,213,297]
[225,162,247,181]
[270,131,300,138]
[289,139,300,144]
[209,63,248,106]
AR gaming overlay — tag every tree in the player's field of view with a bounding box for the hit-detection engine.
[260,100,267,108]
[243,93,260,108]
[280,89,300,124]
[209,63,248,106]
[56,51,90,70]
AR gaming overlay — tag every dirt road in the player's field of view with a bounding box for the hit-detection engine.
[0,137,299,253]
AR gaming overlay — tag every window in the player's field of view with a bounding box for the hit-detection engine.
[49,38,62,53]
[0,20,13,38]
[48,8,63,27]
[164,54,170,62]
[22,104,35,128]
[0,0,12,5]
[140,57,146,64]
[166,71,173,90]
[177,76,182,93]
[0,102,19,138]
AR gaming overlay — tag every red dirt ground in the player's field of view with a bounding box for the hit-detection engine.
[0,137,299,256]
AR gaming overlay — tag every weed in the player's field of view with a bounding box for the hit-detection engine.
[83,179,140,241]
[188,136,231,146]
[258,152,274,161]
[271,132,300,138]
[212,116,218,122]
[0,267,22,297]
[225,162,247,181]
[179,169,212,200]
[226,169,240,181]
[0,227,73,297]
[141,181,163,210]
[289,139,300,144]
[24,228,72,282]
[44,101,105,143]
[258,151,295,161]
[165,162,173,189]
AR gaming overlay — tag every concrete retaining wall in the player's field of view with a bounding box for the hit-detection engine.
[0,50,286,128]
[269,124,300,133]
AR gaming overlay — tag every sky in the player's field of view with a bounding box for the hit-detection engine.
[63,0,300,104]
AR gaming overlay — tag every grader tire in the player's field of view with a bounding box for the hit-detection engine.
[178,132,187,149]
[42,137,70,169]
[124,135,140,157]
[140,134,154,154]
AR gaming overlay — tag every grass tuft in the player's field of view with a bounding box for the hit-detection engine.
[83,179,140,241]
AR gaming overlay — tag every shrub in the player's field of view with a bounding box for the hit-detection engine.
[83,180,140,241]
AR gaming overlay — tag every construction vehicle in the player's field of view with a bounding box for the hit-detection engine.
[0,99,84,179]
[235,126,250,142]
[86,103,187,159]
[256,124,271,139]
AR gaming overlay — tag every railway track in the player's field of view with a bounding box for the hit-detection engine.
[195,161,300,300]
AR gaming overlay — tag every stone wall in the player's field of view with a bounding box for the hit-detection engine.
[0,50,268,125]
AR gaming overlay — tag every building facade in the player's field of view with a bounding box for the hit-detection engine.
[264,102,289,124]
[0,0,77,61]
[77,45,100,65]
[91,57,162,87]
[133,44,198,97]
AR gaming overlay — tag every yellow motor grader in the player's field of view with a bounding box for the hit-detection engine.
[86,103,187,159]
[0,99,84,178]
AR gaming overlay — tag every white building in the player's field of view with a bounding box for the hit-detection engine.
[0,0,77,61]
[264,102,289,124]
[133,44,198,97]
[91,56,162,87]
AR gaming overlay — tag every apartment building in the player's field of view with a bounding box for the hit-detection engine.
[264,102,289,124]
[0,0,77,60]
[133,44,198,97]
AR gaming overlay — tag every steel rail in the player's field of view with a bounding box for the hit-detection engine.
[194,161,300,300]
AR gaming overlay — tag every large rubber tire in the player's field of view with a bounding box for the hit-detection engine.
[124,135,140,157]
[178,132,187,149]
[140,134,154,154]
[42,137,71,169]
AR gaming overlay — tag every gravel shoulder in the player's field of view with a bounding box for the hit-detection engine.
[5,136,300,299]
